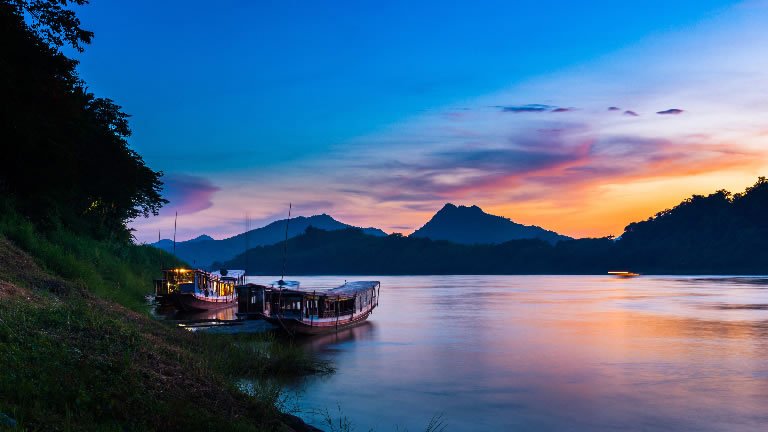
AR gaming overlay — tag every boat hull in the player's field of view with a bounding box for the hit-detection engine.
[170,292,235,312]
[264,310,373,335]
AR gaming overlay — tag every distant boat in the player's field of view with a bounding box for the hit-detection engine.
[236,280,381,335]
[154,268,245,312]
[608,271,640,278]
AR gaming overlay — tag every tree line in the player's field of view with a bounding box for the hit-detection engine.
[0,0,166,241]
[221,178,768,275]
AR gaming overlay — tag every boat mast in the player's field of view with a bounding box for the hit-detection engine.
[274,203,294,337]
[279,203,291,284]
[173,211,178,258]
[245,212,250,276]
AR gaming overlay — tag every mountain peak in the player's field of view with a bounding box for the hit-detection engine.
[151,213,387,268]
[440,203,483,211]
[412,204,569,245]
[308,214,334,221]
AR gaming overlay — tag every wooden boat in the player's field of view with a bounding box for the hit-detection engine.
[608,271,640,278]
[236,280,381,335]
[236,280,298,319]
[154,268,245,312]
[154,268,190,307]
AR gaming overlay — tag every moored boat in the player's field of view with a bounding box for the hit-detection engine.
[235,280,299,319]
[236,280,381,335]
[608,271,640,278]
[155,268,245,312]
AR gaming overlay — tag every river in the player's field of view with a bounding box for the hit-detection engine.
[240,275,768,431]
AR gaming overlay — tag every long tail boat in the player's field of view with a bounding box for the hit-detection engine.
[608,271,640,278]
[236,280,381,335]
[154,268,245,312]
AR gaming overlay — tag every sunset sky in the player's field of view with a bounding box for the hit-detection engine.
[72,1,768,243]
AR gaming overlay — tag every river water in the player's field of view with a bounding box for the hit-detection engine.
[239,275,768,431]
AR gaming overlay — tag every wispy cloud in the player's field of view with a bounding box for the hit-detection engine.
[498,104,555,113]
[657,108,685,115]
[497,104,577,114]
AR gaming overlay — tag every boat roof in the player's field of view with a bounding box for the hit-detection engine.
[272,281,379,298]
[326,281,380,296]
[211,270,245,279]
[161,268,210,277]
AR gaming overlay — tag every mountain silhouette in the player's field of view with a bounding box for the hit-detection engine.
[187,234,214,243]
[151,214,386,268]
[410,203,570,245]
[223,178,768,275]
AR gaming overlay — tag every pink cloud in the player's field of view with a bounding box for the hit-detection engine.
[162,173,220,215]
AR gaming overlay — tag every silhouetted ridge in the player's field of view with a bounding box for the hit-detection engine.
[152,214,386,268]
[222,178,768,275]
[411,203,570,245]
[187,234,214,243]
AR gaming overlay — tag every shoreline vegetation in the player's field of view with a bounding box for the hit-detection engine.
[0,213,329,431]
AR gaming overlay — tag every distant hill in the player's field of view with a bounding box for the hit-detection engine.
[411,203,570,245]
[151,214,386,268]
[187,234,214,243]
[614,177,768,272]
[223,178,768,275]
[223,227,573,275]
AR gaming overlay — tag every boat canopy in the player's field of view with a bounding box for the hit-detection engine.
[325,281,380,298]
[267,281,380,299]
[211,270,246,279]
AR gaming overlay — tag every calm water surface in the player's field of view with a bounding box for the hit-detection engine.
[245,275,768,431]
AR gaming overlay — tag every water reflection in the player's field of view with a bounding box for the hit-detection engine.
[295,321,377,353]
[153,304,239,321]
[284,275,768,431]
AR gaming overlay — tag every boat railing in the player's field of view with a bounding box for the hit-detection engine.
[301,302,374,322]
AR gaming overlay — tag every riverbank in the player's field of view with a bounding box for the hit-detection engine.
[0,224,328,431]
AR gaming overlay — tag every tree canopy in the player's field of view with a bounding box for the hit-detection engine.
[0,0,167,241]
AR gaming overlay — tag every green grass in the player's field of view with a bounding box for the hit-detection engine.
[0,297,294,431]
[0,205,328,431]
[196,332,333,379]
[0,204,183,311]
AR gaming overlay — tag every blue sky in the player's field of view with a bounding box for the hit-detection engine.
[69,1,768,241]
[75,0,733,171]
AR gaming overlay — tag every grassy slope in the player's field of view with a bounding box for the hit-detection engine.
[0,207,183,311]
[0,214,325,431]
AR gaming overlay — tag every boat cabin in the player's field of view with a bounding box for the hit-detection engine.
[236,280,381,335]
[236,280,300,319]
[154,268,244,304]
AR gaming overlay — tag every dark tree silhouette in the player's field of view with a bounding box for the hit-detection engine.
[0,0,167,240]
[5,0,93,51]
